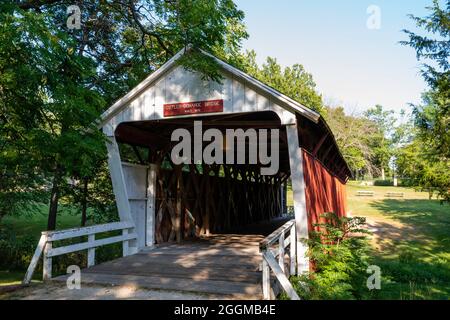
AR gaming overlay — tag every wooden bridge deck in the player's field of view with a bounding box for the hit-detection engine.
[54,234,267,299]
[52,218,292,299]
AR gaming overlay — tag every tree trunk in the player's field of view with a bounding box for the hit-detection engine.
[81,177,88,227]
[47,167,62,231]
[381,167,385,180]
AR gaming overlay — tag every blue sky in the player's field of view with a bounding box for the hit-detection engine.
[234,0,436,114]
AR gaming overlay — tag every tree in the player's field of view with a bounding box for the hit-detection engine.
[0,1,248,228]
[238,50,325,114]
[396,137,450,201]
[400,0,450,201]
[364,105,395,180]
[0,10,106,229]
[324,107,377,177]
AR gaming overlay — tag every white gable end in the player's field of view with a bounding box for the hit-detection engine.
[103,65,297,136]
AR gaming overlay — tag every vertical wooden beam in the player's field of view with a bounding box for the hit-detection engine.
[262,257,270,300]
[122,228,130,256]
[175,166,182,243]
[278,232,285,273]
[106,137,132,222]
[290,224,296,276]
[43,241,52,281]
[87,234,95,267]
[146,164,157,247]
[286,123,309,274]
[202,165,211,236]
[281,181,287,215]
[106,136,137,254]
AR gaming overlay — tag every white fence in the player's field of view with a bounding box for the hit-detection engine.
[23,221,137,284]
[259,219,300,300]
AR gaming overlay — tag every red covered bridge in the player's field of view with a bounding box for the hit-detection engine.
[24,47,351,300]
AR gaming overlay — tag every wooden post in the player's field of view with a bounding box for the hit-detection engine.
[286,123,309,274]
[263,252,300,300]
[290,224,297,276]
[23,234,47,284]
[175,166,182,243]
[106,136,137,254]
[87,234,95,267]
[262,256,270,300]
[278,232,285,273]
[146,164,157,247]
[43,241,52,281]
[122,228,130,256]
[106,136,133,222]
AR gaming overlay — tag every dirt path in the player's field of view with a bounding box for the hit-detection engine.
[2,282,226,300]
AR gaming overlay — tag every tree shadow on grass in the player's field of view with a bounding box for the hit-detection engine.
[369,199,450,248]
[367,199,450,289]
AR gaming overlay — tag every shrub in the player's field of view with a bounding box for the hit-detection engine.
[374,179,393,186]
[290,212,372,300]
[0,228,36,271]
[398,179,416,187]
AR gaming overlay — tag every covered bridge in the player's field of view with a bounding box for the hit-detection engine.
[24,47,351,299]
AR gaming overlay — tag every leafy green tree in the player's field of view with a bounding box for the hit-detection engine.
[239,50,325,114]
[0,10,106,229]
[10,0,247,102]
[0,0,248,228]
[400,0,449,201]
[397,138,450,201]
[324,106,378,178]
[364,105,396,180]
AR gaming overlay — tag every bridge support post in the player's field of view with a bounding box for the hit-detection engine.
[286,123,309,274]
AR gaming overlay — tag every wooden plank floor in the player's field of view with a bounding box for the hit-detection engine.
[52,218,291,299]
[53,234,265,299]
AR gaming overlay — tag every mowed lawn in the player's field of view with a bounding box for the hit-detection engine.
[0,205,81,287]
[346,183,450,299]
[288,182,450,299]
[2,185,449,299]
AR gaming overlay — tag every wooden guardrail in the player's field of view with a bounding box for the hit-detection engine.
[23,221,137,284]
[259,219,300,300]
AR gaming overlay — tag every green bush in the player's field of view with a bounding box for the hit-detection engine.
[398,179,416,187]
[374,179,393,186]
[0,229,36,270]
[290,212,372,300]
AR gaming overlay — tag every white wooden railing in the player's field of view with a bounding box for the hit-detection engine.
[260,219,300,300]
[23,221,137,284]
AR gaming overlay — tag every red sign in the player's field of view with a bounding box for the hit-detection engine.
[164,99,224,117]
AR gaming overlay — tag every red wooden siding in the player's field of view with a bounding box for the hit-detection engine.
[302,150,347,232]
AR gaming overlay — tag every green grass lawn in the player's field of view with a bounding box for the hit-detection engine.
[346,182,450,299]
[287,181,450,299]
[1,204,81,242]
[0,270,29,286]
[2,184,449,299]
[0,204,82,287]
